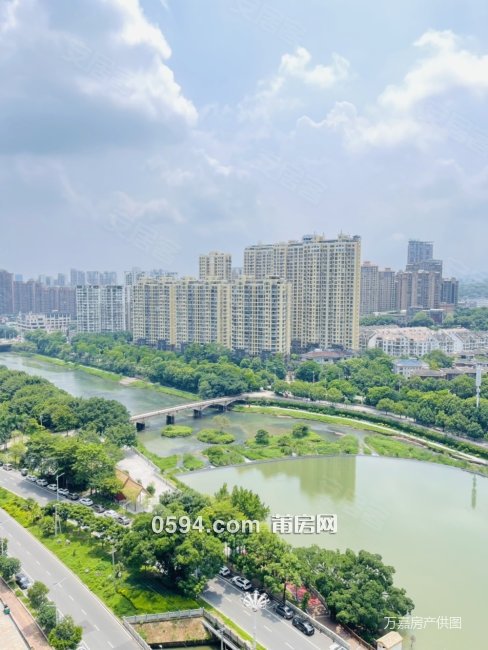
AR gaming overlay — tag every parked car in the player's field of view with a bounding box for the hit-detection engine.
[68,492,80,500]
[219,566,231,578]
[47,484,57,491]
[26,474,37,482]
[292,616,315,636]
[36,478,48,487]
[103,509,118,519]
[20,468,28,476]
[57,488,69,497]
[117,515,131,526]
[15,574,31,590]
[0,460,3,467]
[79,497,94,507]
[275,602,294,619]
[92,504,106,513]
[231,576,252,591]
[3,463,13,471]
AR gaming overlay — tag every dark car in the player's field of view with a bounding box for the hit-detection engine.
[0,460,3,467]
[292,616,315,636]
[15,573,31,590]
[68,492,80,500]
[20,468,28,476]
[93,504,106,513]
[275,602,294,619]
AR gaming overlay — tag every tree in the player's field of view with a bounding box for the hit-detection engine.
[48,615,83,650]
[422,350,453,369]
[295,361,321,383]
[104,424,137,447]
[407,311,435,327]
[292,424,309,439]
[255,429,270,445]
[28,581,49,610]
[37,601,57,632]
[0,555,21,580]
[230,486,270,521]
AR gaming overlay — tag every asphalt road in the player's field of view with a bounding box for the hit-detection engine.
[203,576,337,650]
[0,469,139,650]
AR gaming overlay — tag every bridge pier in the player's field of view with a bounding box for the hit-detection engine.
[136,421,145,432]
[166,414,175,425]
[217,404,227,412]
[193,409,202,418]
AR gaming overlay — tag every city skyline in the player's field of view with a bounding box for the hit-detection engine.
[1,1,488,281]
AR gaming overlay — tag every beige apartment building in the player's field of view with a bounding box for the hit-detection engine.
[232,276,291,356]
[244,234,361,351]
[199,251,232,281]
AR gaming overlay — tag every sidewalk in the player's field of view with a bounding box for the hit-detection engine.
[0,577,52,650]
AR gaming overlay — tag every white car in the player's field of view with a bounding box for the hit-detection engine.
[231,576,252,591]
[57,488,69,497]
[79,497,94,507]
[26,474,37,482]
[219,566,231,577]
[103,509,119,519]
[36,478,48,487]
[47,484,57,491]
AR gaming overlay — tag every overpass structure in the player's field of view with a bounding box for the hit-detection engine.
[130,393,260,429]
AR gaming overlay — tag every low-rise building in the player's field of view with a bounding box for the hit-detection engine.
[392,359,428,378]
[376,630,403,650]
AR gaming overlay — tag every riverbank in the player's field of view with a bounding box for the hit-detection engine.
[10,350,199,401]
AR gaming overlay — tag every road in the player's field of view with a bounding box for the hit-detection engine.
[203,576,337,650]
[0,471,139,650]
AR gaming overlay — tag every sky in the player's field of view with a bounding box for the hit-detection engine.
[1,0,488,281]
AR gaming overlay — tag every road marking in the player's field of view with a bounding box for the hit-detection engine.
[263,625,272,632]
[224,596,232,602]
[68,595,74,601]
[307,641,321,650]
[285,643,294,649]
[107,643,114,648]
[81,609,87,615]
[243,610,251,616]
[35,560,41,565]
[93,624,100,631]
[45,570,51,576]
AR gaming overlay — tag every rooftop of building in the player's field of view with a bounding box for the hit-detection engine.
[376,630,403,649]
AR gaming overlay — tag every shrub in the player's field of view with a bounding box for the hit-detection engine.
[197,429,235,444]
[161,425,193,438]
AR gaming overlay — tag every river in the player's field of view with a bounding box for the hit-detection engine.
[0,353,485,649]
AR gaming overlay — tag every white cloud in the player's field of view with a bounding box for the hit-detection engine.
[280,47,350,88]
[103,0,171,58]
[299,30,488,151]
[239,47,350,122]
[379,29,488,111]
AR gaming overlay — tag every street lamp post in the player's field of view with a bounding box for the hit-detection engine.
[241,590,268,650]
[55,472,65,536]
[109,547,116,585]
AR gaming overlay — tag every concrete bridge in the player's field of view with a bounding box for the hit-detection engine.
[130,392,262,429]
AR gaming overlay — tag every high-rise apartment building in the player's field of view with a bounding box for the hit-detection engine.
[441,278,459,306]
[244,234,361,351]
[70,269,86,287]
[396,270,442,311]
[377,268,397,312]
[0,270,14,315]
[360,261,379,316]
[407,240,433,265]
[132,277,232,350]
[76,285,125,333]
[199,252,232,281]
[232,277,291,356]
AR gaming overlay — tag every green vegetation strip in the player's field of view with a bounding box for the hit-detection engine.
[364,435,476,471]
[161,425,194,438]
[0,488,195,617]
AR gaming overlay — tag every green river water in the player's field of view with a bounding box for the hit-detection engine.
[0,353,485,649]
